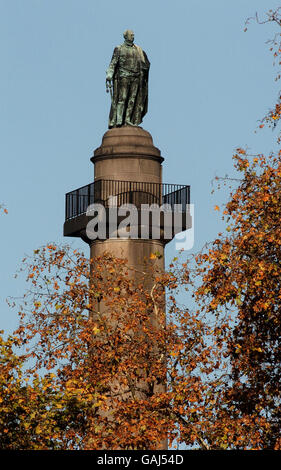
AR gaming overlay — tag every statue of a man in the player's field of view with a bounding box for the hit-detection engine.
[106,30,150,128]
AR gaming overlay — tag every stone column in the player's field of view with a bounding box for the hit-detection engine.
[90,126,167,449]
[90,126,165,274]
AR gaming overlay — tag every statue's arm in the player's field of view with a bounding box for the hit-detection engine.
[106,46,120,81]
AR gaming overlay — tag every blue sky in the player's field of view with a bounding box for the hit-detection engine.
[0,0,280,334]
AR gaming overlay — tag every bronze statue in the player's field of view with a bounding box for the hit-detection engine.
[106,30,150,128]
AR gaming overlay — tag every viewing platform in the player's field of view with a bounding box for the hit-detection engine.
[64,179,191,242]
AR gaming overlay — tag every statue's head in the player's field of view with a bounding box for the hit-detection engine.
[123,30,134,44]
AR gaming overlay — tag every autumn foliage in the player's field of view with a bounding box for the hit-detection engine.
[2,247,223,449]
[191,150,281,449]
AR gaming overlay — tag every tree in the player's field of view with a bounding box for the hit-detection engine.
[182,7,281,449]
[12,247,170,449]
[245,7,281,141]
[0,205,8,215]
[0,331,67,449]
[188,150,281,449]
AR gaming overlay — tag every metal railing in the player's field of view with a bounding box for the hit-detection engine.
[65,179,190,221]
